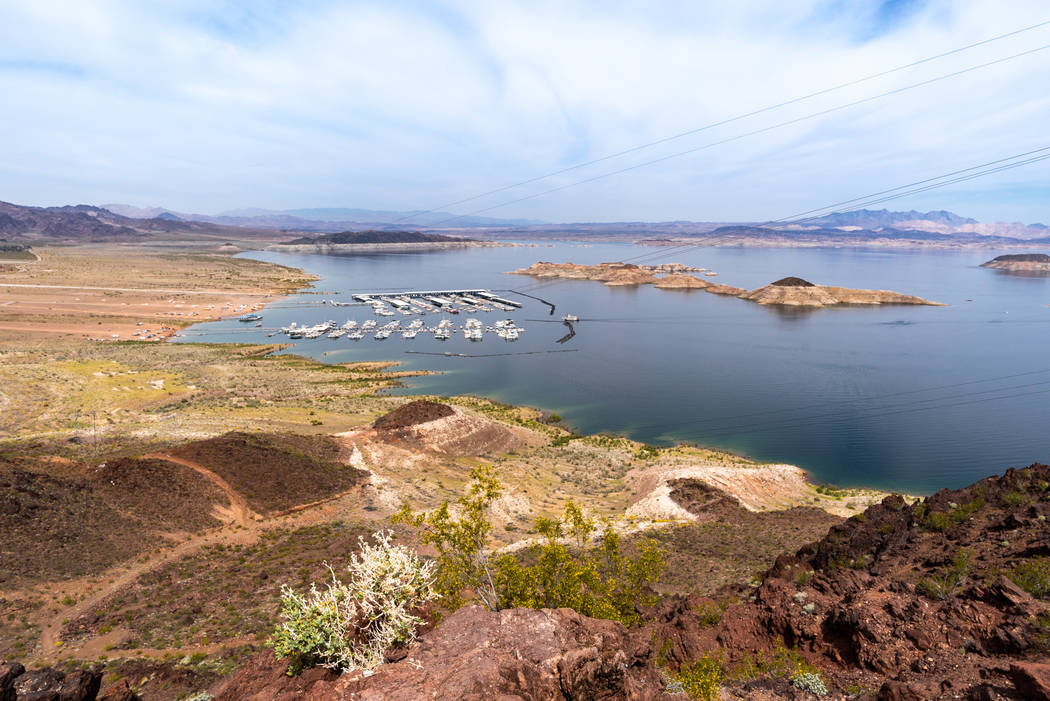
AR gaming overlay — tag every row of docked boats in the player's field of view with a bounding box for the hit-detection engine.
[276,318,524,342]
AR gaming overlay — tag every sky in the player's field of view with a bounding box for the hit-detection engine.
[1,0,1049,224]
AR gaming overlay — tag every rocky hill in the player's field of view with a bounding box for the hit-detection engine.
[981,253,1050,273]
[0,200,293,243]
[282,230,469,245]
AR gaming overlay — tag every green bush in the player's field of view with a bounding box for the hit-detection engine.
[791,671,829,696]
[270,531,436,675]
[1002,490,1026,507]
[493,503,664,626]
[393,466,502,611]
[674,655,725,701]
[918,548,971,601]
[1013,557,1050,599]
[395,472,664,626]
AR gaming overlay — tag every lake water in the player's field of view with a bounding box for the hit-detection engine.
[175,243,1050,494]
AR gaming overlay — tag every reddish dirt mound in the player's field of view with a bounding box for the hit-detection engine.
[770,276,816,287]
[644,463,1050,699]
[373,400,455,431]
[641,480,841,595]
[0,457,226,586]
[168,433,366,515]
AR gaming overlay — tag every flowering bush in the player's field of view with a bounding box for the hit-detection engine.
[791,671,829,696]
[270,531,437,675]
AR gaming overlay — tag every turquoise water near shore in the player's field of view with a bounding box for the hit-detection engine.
[175,243,1050,494]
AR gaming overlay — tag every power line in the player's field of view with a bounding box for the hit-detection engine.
[507,143,1050,289]
[426,41,1050,229]
[383,18,1050,228]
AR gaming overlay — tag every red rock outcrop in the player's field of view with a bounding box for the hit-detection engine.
[644,464,1050,699]
[212,606,663,700]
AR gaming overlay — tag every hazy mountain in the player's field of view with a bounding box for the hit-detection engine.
[218,207,546,228]
[798,209,978,229]
[0,200,289,243]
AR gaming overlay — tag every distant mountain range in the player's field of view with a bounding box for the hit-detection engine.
[0,201,290,243]
[2,199,1047,248]
[103,204,546,231]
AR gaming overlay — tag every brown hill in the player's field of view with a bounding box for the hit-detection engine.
[741,279,942,307]
[0,200,293,244]
[981,253,1050,272]
[0,456,229,586]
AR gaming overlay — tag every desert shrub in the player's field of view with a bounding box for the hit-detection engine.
[791,671,829,696]
[674,654,725,701]
[923,496,984,532]
[731,643,820,681]
[493,502,664,626]
[918,548,971,601]
[1002,490,1026,507]
[1013,557,1050,599]
[396,474,664,625]
[695,602,723,626]
[392,466,502,611]
[815,484,847,498]
[270,531,436,675]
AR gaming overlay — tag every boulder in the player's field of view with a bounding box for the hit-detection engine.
[214,607,662,700]
[13,667,101,701]
[1010,662,1050,700]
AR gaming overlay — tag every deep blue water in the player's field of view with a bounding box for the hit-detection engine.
[175,243,1050,494]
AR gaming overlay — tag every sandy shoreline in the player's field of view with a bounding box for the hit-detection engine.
[0,246,315,342]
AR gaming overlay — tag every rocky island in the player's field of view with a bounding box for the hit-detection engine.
[268,229,503,255]
[511,262,943,307]
[981,253,1050,273]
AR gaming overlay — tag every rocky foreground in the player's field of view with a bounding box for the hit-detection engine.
[69,463,1042,700]
[511,262,942,307]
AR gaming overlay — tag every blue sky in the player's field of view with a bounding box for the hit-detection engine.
[1,0,1048,224]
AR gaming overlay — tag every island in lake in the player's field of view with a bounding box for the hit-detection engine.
[980,253,1050,273]
[510,261,943,307]
[268,229,502,254]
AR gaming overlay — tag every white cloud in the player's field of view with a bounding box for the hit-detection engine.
[0,0,1048,222]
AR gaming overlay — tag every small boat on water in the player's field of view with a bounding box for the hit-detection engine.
[238,313,263,322]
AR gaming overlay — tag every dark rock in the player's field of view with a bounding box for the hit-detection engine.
[97,679,140,701]
[1,662,25,701]
[877,680,925,701]
[12,667,101,701]
[770,276,815,287]
[1010,662,1050,700]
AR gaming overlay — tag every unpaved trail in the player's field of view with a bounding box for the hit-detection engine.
[145,453,260,526]
[33,476,368,664]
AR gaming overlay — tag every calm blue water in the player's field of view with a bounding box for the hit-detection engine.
[175,243,1050,494]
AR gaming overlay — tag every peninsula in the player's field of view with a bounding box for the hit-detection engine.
[510,261,943,307]
[980,253,1050,273]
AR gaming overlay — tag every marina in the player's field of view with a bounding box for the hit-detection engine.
[264,288,528,343]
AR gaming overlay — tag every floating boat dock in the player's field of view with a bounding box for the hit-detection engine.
[351,289,522,309]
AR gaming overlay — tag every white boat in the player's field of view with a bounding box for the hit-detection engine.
[402,329,417,339]
[348,330,365,340]
[328,329,346,339]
